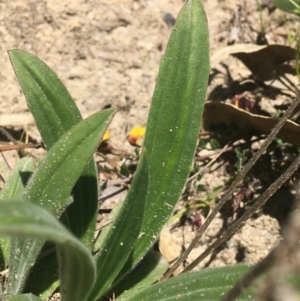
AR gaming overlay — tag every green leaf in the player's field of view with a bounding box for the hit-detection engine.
[24,108,115,218]
[87,150,149,300]
[116,265,253,301]
[60,166,98,248]
[9,49,103,298]
[9,49,99,249]
[23,252,59,300]
[114,250,169,300]
[8,50,82,149]
[9,294,43,301]
[209,138,220,150]
[0,157,34,268]
[272,0,300,15]
[7,109,115,296]
[117,0,210,283]
[0,201,95,301]
[93,202,123,254]
[0,157,34,201]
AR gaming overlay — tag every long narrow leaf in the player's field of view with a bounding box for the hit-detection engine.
[23,108,115,211]
[0,201,95,301]
[87,150,149,301]
[116,265,253,301]
[7,109,116,296]
[9,49,98,248]
[9,49,101,298]
[116,0,210,283]
[0,157,34,268]
[8,50,82,149]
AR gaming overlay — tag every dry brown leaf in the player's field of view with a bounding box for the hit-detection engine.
[230,44,296,81]
[210,43,266,67]
[203,101,300,146]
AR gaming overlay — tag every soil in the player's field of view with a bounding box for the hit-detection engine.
[0,0,300,299]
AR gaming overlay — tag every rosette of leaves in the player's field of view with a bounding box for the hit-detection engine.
[0,1,253,301]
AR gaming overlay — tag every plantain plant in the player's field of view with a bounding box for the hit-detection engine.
[0,1,254,300]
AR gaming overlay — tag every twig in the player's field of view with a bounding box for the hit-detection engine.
[0,143,41,152]
[96,218,114,231]
[195,137,263,163]
[162,94,300,280]
[0,126,29,157]
[1,152,11,170]
[99,186,127,203]
[0,126,20,144]
[187,143,230,183]
[194,145,233,162]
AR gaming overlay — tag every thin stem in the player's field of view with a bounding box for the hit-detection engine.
[0,143,41,152]
[255,0,265,34]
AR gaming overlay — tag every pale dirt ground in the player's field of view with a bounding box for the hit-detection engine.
[1,0,299,296]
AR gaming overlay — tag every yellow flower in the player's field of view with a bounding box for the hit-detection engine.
[101,130,110,142]
[127,127,146,147]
